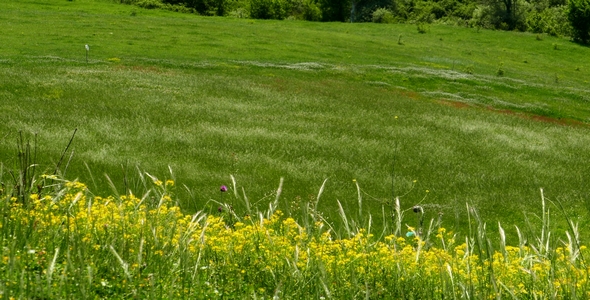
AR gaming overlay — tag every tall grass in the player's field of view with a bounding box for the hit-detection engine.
[1,4,590,293]
[0,168,588,298]
[1,0,590,239]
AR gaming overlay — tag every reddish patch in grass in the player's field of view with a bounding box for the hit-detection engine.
[399,90,420,100]
[482,106,589,127]
[436,99,589,128]
[529,115,590,127]
[437,99,471,109]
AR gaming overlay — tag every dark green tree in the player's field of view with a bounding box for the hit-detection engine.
[486,0,524,29]
[249,0,285,19]
[568,0,590,43]
[163,0,226,15]
[353,0,396,22]
[319,0,349,21]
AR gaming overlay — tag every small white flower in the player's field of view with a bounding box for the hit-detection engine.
[85,44,89,51]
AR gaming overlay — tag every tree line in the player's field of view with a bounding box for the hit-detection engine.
[119,0,590,43]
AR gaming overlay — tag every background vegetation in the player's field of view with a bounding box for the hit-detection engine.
[119,0,590,41]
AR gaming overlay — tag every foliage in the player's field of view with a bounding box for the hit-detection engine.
[301,0,322,21]
[118,0,197,12]
[527,5,571,36]
[372,7,394,23]
[115,0,590,40]
[568,0,590,43]
[135,0,165,9]
[1,174,590,298]
[249,0,287,19]
[352,0,395,22]
[471,0,529,30]
[162,0,226,15]
[318,0,349,21]
[469,5,493,28]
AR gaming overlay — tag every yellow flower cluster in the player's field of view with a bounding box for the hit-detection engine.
[1,178,589,298]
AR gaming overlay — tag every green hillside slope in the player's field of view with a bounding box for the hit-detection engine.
[1,0,589,237]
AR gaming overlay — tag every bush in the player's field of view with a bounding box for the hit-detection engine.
[372,8,394,23]
[412,0,436,23]
[276,0,322,21]
[469,0,528,30]
[452,2,476,20]
[229,7,249,17]
[250,0,286,19]
[161,0,227,15]
[135,0,165,9]
[301,0,322,21]
[568,0,590,43]
[469,5,494,29]
[527,6,572,36]
[527,10,545,33]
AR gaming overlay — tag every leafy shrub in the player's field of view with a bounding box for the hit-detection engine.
[429,2,446,19]
[372,8,394,23]
[135,0,165,9]
[568,0,590,43]
[301,0,322,21]
[354,0,397,23]
[469,0,528,30]
[527,6,572,36]
[161,0,225,15]
[448,1,476,20]
[527,10,545,33]
[411,0,436,23]
[164,2,198,12]
[469,5,494,29]
[275,0,322,20]
[229,7,249,17]
[250,0,286,19]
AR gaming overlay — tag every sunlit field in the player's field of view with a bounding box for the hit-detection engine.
[1,0,590,297]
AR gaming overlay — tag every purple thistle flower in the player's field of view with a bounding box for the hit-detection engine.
[220,185,228,192]
[218,206,223,213]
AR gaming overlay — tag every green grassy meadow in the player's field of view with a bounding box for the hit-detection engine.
[3,1,590,298]
[1,0,590,239]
